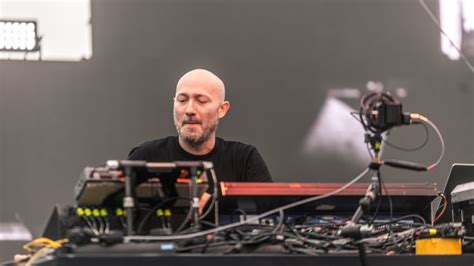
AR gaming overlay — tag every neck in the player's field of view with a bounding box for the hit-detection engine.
[178,135,216,156]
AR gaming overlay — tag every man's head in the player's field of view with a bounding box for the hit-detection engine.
[174,69,230,148]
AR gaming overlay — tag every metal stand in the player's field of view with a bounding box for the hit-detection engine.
[339,133,384,266]
[189,166,201,231]
[123,166,136,236]
[349,167,381,225]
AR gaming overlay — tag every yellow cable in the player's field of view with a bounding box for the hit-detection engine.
[23,238,59,252]
[23,238,69,265]
[25,246,50,266]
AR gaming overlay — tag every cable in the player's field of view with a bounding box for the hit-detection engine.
[412,115,445,170]
[23,238,68,266]
[199,168,219,220]
[154,167,218,234]
[88,216,98,235]
[382,114,445,172]
[176,230,281,253]
[356,241,369,266]
[281,222,331,251]
[376,214,427,226]
[97,216,104,235]
[230,209,248,224]
[174,211,192,234]
[383,123,429,152]
[350,111,362,123]
[23,238,63,252]
[381,181,393,226]
[433,193,448,224]
[136,197,181,234]
[271,210,285,234]
[25,246,51,266]
[124,167,370,242]
[174,168,219,234]
[368,173,383,225]
[81,216,99,236]
[366,142,374,159]
[351,111,373,158]
[418,0,474,73]
[383,178,393,222]
[104,217,110,234]
[120,216,126,228]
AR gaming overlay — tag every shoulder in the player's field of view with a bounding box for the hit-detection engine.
[217,138,264,163]
[127,136,177,159]
[218,137,256,150]
[139,136,176,148]
[133,136,176,150]
[217,138,272,182]
[218,138,258,154]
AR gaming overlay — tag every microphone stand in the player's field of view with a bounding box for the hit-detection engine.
[189,166,201,231]
[123,166,136,236]
[340,133,383,266]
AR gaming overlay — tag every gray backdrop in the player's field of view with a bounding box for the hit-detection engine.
[0,0,473,249]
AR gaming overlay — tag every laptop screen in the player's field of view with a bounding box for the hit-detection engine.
[438,163,474,223]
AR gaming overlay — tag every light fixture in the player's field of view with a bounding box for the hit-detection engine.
[439,0,474,60]
[0,20,39,52]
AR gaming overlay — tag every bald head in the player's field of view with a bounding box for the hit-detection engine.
[176,69,226,102]
[173,68,230,152]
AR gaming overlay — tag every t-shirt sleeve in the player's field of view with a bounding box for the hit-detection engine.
[243,147,273,182]
[127,143,150,160]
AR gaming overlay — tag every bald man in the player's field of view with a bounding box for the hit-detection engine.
[128,69,272,189]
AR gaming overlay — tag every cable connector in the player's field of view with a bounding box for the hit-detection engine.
[409,113,428,122]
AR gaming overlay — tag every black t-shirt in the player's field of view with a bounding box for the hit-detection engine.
[127,136,273,183]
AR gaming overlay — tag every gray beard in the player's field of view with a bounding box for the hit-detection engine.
[177,123,218,148]
[180,132,208,147]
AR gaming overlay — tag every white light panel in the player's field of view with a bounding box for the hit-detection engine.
[0,20,38,51]
[0,0,92,61]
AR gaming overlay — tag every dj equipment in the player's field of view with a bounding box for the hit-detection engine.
[48,162,216,240]
[40,172,465,266]
[451,181,474,235]
[219,182,438,220]
[437,164,474,224]
[74,166,208,207]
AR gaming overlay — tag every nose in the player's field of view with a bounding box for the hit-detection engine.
[184,100,196,116]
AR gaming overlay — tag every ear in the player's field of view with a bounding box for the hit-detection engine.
[218,101,230,119]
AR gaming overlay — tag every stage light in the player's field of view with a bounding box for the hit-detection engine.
[439,0,474,60]
[0,20,39,52]
[302,94,371,165]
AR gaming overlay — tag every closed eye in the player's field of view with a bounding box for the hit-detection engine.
[175,95,189,103]
[196,95,210,104]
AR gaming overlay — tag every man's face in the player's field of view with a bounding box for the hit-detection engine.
[173,83,225,147]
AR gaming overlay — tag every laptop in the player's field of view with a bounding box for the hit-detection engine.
[437,163,474,223]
